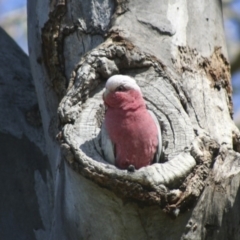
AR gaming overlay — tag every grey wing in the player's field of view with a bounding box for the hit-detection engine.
[148,110,162,163]
[101,120,115,165]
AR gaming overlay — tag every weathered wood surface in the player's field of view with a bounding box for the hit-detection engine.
[27,0,240,239]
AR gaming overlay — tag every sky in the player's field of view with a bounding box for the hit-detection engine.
[0,0,25,14]
[0,0,27,53]
[0,0,239,118]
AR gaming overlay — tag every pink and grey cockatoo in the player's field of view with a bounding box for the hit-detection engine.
[101,75,161,170]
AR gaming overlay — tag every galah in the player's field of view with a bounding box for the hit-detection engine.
[101,75,161,170]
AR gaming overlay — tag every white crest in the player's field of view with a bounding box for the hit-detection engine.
[105,75,142,94]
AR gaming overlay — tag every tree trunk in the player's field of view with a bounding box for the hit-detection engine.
[27,0,240,239]
[0,27,52,239]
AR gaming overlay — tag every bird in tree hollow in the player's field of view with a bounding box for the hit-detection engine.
[101,75,161,170]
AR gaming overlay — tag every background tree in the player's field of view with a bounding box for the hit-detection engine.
[1,0,240,239]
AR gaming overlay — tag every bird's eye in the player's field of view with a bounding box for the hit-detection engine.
[116,85,126,92]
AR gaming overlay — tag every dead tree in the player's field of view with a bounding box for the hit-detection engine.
[26,0,240,239]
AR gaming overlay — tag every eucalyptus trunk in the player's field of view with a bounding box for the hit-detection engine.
[26,0,240,239]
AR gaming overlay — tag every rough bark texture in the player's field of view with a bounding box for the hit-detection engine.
[27,0,240,239]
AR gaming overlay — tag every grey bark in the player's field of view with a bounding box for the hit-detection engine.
[26,0,240,240]
[0,27,52,239]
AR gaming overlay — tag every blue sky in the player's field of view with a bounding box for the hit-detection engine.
[0,0,26,15]
[231,0,240,13]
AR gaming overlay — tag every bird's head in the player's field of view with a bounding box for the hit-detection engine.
[103,75,145,110]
